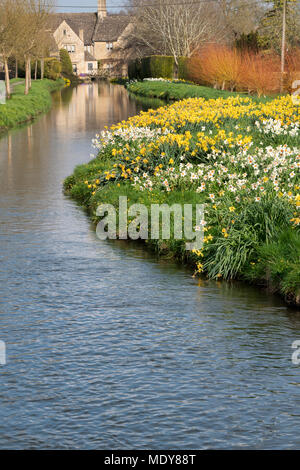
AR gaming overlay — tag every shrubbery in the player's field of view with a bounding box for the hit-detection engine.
[128,55,190,80]
[189,45,242,91]
[239,52,280,96]
[128,58,143,80]
[144,56,174,79]
[188,44,300,96]
[59,49,73,77]
[285,48,300,93]
[177,57,190,80]
[44,58,62,81]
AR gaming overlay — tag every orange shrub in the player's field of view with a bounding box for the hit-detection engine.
[285,48,300,93]
[238,52,281,96]
[189,45,242,91]
[189,45,282,96]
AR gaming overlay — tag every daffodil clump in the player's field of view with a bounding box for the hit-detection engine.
[65,95,300,305]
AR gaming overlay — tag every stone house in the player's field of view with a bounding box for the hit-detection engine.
[50,0,133,77]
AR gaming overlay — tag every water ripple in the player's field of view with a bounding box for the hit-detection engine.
[0,83,300,449]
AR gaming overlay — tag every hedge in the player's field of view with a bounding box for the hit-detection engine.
[128,58,143,80]
[59,49,73,77]
[128,55,191,81]
[178,57,190,80]
[44,58,62,80]
[143,56,174,79]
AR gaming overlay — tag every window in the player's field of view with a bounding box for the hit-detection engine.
[63,29,67,36]
[64,44,76,53]
[72,64,77,73]
[106,42,113,50]
[88,63,93,71]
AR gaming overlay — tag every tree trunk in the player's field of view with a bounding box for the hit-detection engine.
[173,58,179,79]
[25,57,30,95]
[40,59,44,80]
[4,58,11,99]
[28,58,32,89]
[280,0,287,93]
[34,60,38,80]
[15,59,18,79]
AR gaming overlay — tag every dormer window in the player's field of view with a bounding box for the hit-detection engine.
[106,42,113,50]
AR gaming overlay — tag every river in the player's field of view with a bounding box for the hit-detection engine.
[0,82,300,450]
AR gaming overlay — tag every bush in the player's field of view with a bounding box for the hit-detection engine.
[142,55,174,79]
[245,228,300,302]
[128,58,143,80]
[128,60,136,80]
[189,45,282,95]
[9,58,42,79]
[59,48,73,77]
[285,48,300,93]
[44,58,62,80]
[128,56,175,79]
[238,52,280,96]
[178,57,190,80]
[189,45,242,91]
[235,32,260,53]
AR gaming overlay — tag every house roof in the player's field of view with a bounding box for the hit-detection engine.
[47,33,59,54]
[92,15,131,42]
[50,13,98,45]
[50,13,132,45]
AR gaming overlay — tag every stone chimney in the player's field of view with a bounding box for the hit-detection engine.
[98,0,107,19]
[79,29,84,42]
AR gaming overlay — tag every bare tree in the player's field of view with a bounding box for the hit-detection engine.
[258,0,300,53]
[0,0,54,97]
[218,0,265,40]
[128,0,228,72]
[19,0,54,94]
[0,0,24,97]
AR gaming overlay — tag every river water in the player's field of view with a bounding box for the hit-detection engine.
[0,82,299,450]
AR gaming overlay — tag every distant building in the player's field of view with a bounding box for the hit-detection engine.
[50,0,133,77]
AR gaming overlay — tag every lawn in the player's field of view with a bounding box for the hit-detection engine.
[127,79,254,101]
[0,78,65,132]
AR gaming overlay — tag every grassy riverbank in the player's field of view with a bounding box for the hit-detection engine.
[126,79,247,101]
[64,94,300,307]
[0,79,65,132]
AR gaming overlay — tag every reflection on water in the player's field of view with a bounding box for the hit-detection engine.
[0,82,300,450]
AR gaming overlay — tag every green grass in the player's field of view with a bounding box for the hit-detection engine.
[126,80,276,102]
[127,80,246,101]
[0,79,65,132]
[64,164,204,261]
